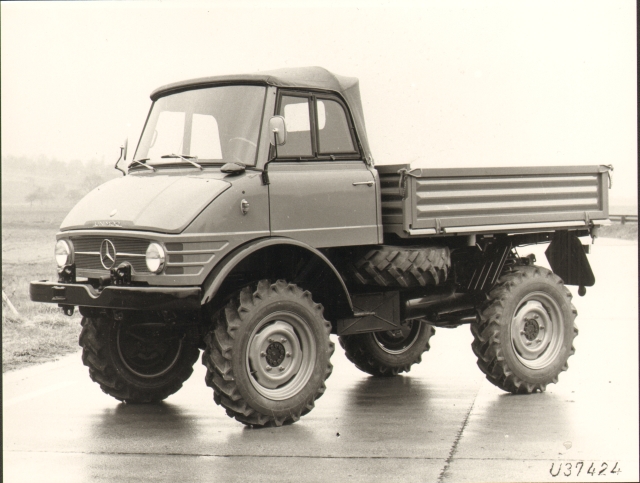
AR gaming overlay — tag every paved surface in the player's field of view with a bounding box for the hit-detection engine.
[3,239,638,482]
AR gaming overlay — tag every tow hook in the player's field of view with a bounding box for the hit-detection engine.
[60,305,75,316]
[110,262,132,285]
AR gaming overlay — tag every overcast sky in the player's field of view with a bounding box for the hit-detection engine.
[1,0,636,202]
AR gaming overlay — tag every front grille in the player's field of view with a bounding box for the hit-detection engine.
[71,236,150,273]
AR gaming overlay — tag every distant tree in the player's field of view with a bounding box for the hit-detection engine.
[44,184,64,201]
[83,173,106,192]
[25,187,46,207]
[65,188,84,203]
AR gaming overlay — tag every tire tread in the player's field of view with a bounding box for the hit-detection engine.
[79,316,200,403]
[470,265,578,394]
[202,280,334,427]
[347,246,451,288]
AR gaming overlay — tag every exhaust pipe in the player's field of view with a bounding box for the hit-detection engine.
[404,287,477,327]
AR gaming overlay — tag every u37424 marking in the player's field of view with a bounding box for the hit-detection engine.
[550,462,621,477]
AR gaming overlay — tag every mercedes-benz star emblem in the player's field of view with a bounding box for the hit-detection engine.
[100,239,117,270]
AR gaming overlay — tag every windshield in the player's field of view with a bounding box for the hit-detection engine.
[134,85,266,168]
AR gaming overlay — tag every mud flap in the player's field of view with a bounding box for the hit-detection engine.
[545,231,595,287]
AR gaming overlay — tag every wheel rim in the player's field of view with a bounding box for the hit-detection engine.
[246,311,316,401]
[117,324,183,378]
[373,321,421,355]
[510,292,564,369]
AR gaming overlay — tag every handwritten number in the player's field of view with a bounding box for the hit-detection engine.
[562,463,572,476]
[550,461,620,477]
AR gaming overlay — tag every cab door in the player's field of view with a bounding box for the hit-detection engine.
[268,92,379,248]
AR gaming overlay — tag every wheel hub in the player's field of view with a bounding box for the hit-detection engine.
[373,320,420,355]
[511,295,564,369]
[117,324,183,378]
[265,341,286,367]
[523,317,540,341]
[246,314,316,400]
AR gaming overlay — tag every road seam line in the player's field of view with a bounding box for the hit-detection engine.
[437,386,480,483]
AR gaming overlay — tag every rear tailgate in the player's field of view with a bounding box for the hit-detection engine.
[377,165,611,236]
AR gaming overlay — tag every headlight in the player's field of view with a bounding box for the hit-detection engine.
[55,240,73,267]
[145,242,165,273]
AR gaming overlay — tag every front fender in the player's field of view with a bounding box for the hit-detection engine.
[200,237,354,312]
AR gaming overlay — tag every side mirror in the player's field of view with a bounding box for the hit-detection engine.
[269,116,287,146]
[114,138,128,176]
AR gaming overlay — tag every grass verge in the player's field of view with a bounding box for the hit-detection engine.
[2,206,83,373]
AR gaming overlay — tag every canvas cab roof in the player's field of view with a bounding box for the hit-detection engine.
[150,67,373,162]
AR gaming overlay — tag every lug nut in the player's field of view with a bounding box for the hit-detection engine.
[260,352,266,357]
[281,338,287,343]
[265,366,272,371]
[279,366,285,372]
[286,352,292,357]
[268,338,274,343]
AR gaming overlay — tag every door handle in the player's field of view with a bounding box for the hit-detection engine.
[352,180,374,187]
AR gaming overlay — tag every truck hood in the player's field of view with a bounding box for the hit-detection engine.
[60,172,231,233]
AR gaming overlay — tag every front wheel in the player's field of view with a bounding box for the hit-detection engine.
[339,320,435,377]
[79,313,200,403]
[471,265,578,394]
[202,280,334,427]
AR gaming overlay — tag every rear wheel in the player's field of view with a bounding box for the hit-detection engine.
[202,280,334,427]
[339,320,435,377]
[79,313,200,403]
[471,265,578,394]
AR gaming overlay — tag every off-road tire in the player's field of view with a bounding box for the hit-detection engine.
[202,280,334,427]
[471,265,578,394]
[79,315,200,403]
[347,246,450,288]
[339,320,435,377]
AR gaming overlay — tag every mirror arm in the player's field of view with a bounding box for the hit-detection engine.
[114,143,126,176]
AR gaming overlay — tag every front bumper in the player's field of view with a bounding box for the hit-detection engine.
[29,281,201,311]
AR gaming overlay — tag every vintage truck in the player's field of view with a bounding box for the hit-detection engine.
[30,67,612,427]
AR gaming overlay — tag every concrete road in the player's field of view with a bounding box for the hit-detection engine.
[4,239,638,483]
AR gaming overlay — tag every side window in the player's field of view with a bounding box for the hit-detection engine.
[190,114,222,160]
[317,99,356,154]
[278,96,312,157]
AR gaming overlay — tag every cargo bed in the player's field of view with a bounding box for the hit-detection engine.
[377,164,611,237]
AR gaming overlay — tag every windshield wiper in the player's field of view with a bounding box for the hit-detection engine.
[128,158,156,171]
[161,153,203,170]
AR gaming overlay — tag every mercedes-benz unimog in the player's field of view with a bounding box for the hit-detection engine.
[31,67,612,427]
